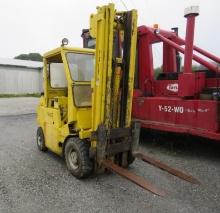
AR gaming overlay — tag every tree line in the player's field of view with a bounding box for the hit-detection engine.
[14,53,43,62]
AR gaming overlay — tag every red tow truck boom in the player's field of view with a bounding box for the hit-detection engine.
[133,6,220,141]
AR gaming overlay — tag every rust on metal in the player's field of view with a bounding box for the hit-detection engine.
[102,159,166,196]
[134,152,200,184]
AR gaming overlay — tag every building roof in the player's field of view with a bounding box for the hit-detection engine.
[0,58,43,69]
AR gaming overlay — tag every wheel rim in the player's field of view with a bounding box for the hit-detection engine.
[68,149,79,170]
[37,135,42,147]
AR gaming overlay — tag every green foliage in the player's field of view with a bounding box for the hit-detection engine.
[154,64,201,77]
[180,65,201,72]
[0,93,41,98]
[14,53,43,62]
[154,66,162,79]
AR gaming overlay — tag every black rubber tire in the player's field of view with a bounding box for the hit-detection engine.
[127,151,135,165]
[64,138,92,179]
[36,127,47,152]
[118,151,135,167]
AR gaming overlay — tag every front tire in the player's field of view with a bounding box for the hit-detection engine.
[64,138,92,178]
[36,127,47,152]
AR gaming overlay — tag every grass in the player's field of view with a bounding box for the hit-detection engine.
[0,93,41,98]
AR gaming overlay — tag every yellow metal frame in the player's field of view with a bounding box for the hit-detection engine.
[37,47,95,155]
[90,4,137,129]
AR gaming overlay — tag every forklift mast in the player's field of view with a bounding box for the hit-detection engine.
[88,4,140,166]
[90,4,137,129]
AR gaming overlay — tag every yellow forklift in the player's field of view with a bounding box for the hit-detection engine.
[37,4,198,196]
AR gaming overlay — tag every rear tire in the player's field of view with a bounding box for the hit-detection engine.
[64,138,92,178]
[36,127,47,152]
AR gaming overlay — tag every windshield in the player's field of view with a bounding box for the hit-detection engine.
[66,52,94,81]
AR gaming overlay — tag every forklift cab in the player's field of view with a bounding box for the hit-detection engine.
[37,47,95,155]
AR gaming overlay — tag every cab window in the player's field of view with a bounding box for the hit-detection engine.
[50,62,67,88]
[66,53,94,81]
[66,52,94,107]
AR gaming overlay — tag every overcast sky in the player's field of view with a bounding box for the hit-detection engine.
[0,0,219,66]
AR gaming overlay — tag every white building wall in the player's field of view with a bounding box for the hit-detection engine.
[0,66,43,94]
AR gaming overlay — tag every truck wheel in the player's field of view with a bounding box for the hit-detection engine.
[36,127,47,152]
[65,138,92,178]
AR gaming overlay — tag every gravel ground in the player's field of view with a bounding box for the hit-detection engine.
[0,97,39,116]
[0,98,220,213]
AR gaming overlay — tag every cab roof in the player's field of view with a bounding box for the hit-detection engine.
[43,46,95,59]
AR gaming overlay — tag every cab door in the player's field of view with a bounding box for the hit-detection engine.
[44,53,68,155]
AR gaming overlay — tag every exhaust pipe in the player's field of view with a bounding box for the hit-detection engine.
[183,6,199,73]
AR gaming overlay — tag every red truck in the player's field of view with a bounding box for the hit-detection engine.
[133,6,220,141]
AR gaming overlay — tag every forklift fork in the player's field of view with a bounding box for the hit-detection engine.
[102,152,199,196]
[102,159,166,196]
[97,121,199,196]
[134,152,200,184]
